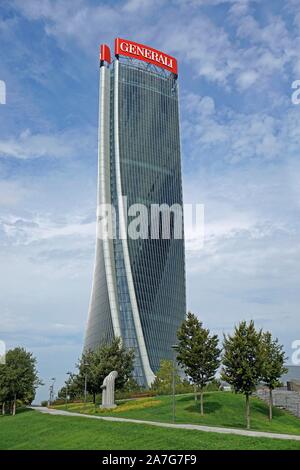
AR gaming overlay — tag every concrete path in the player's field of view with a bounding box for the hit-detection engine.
[29,406,300,442]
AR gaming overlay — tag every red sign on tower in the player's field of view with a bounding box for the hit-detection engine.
[115,38,177,75]
[100,44,111,64]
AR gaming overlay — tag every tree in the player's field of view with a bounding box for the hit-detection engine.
[260,331,288,421]
[95,337,135,391]
[57,374,82,401]
[151,360,182,395]
[76,349,100,403]
[221,320,263,429]
[120,377,143,394]
[75,338,135,403]
[176,312,221,415]
[0,366,9,415]
[0,347,42,415]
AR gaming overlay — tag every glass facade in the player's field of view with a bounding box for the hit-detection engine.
[84,54,186,387]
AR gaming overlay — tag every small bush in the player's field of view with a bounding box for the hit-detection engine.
[52,399,65,406]
[205,379,222,392]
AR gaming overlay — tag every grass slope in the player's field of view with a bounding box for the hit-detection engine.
[0,409,300,450]
[54,392,300,436]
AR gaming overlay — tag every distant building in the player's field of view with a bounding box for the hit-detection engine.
[281,365,300,385]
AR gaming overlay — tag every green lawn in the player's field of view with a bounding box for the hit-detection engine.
[0,409,300,450]
[54,392,300,436]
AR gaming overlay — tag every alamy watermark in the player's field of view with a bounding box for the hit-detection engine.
[291,339,300,365]
[0,340,6,365]
[96,198,204,251]
[0,80,6,105]
[291,80,300,104]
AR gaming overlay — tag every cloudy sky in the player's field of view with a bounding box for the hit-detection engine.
[1,0,300,401]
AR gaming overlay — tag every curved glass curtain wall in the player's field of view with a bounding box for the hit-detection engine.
[110,68,146,385]
[116,62,186,372]
[85,58,186,386]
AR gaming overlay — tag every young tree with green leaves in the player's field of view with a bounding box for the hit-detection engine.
[0,347,42,415]
[221,320,263,429]
[151,359,182,395]
[57,373,82,402]
[176,312,221,415]
[261,331,288,421]
[76,349,100,403]
[73,338,135,403]
[0,366,9,415]
[95,337,135,390]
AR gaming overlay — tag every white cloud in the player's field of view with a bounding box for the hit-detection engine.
[183,150,300,275]
[10,0,299,95]
[0,213,95,246]
[0,181,29,206]
[237,70,258,90]
[0,127,96,159]
[182,91,300,163]
[12,0,121,51]
[123,0,164,12]
[156,4,298,94]
[0,309,81,339]
[175,0,252,7]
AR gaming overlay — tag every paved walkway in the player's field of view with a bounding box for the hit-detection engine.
[30,406,300,442]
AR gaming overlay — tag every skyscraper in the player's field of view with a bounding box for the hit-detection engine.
[84,39,186,387]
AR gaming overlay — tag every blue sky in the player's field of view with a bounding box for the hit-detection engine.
[1,0,300,402]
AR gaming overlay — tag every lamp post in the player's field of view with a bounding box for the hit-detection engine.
[171,344,178,423]
[48,385,52,408]
[65,371,72,409]
[83,362,88,406]
[48,377,56,407]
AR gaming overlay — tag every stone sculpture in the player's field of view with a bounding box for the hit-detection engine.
[100,370,118,409]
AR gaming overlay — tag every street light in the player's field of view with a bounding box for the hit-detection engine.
[48,377,56,407]
[83,362,88,405]
[65,371,72,409]
[171,344,178,423]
